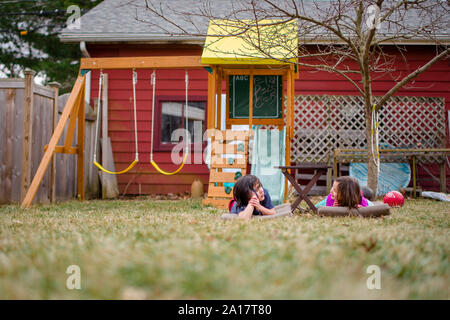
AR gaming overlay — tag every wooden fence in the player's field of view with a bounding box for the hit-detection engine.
[0,71,99,204]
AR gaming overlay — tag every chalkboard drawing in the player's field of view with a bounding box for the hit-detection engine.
[229,75,282,119]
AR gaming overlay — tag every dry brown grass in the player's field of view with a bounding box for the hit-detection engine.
[0,197,448,299]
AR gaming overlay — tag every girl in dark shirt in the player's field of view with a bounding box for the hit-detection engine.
[229,175,276,219]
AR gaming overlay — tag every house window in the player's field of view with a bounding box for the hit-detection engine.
[156,96,207,151]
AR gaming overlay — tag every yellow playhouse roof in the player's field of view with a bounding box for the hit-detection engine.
[201,19,298,65]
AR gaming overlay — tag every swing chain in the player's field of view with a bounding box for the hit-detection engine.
[93,68,139,174]
[132,68,139,161]
[184,69,189,154]
[150,70,156,162]
[371,104,380,173]
[93,69,104,163]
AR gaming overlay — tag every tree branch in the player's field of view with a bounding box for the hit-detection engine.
[376,47,450,110]
[298,62,364,95]
[262,0,360,55]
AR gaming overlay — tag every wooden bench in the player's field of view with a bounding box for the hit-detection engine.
[333,148,450,196]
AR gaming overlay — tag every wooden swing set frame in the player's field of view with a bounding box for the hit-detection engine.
[20,55,297,208]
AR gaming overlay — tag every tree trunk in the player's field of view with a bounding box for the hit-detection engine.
[365,105,379,200]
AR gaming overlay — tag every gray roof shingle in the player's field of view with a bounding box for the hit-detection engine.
[60,0,229,43]
[59,0,450,44]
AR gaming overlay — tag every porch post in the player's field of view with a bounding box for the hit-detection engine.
[207,67,216,130]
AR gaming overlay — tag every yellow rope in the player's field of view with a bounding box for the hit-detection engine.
[371,104,380,162]
[150,153,188,176]
[94,159,138,175]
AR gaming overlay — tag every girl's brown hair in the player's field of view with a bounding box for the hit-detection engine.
[335,176,361,208]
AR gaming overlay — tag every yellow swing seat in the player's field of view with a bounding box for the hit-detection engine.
[94,159,138,175]
[93,69,139,175]
[150,153,188,176]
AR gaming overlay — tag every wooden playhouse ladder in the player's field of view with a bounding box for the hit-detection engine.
[202,130,251,209]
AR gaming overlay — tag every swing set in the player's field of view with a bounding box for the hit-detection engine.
[92,68,191,176]
[20,56,205,208]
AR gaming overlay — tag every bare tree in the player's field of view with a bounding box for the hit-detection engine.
[141,0,449,197]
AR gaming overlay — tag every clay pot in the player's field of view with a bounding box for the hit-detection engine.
[191,179,204,198]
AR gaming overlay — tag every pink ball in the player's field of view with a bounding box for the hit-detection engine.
[383,191,405,207]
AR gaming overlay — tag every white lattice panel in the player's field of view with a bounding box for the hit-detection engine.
[291,95,445,163]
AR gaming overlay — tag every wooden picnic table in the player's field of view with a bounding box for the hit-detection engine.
[275,164,332,214]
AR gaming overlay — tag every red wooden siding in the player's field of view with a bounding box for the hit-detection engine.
[87,44,449,194]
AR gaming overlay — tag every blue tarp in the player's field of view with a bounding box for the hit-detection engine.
[349,162,411,196]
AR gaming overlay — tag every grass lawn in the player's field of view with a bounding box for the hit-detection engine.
[0,197,448,299]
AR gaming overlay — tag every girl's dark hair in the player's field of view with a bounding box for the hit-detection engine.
[233,174,261,207]
[335,176,361,208]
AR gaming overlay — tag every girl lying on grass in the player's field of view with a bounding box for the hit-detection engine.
[229,174,276,219]
[316,176,374,208]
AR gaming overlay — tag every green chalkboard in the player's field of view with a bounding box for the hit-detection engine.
[229,75,282,119]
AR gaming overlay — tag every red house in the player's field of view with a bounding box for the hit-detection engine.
[60,0,450,195]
